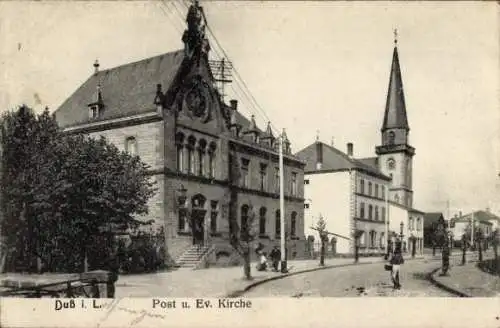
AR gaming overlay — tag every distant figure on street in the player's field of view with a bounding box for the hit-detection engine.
[269,246,281,272]
[390,242,404,290]
[257,252,268,271]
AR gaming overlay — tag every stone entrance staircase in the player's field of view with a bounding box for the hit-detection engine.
[176,245,213,269]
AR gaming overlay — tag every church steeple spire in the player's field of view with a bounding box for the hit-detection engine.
[381,29,409,132]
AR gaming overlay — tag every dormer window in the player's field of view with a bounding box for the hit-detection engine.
[89,105,99,119]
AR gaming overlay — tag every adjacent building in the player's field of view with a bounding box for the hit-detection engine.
[54,2,306,266]
[296,36,424,256]
[450,210,500,246]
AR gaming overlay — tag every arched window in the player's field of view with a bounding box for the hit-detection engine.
[241,205,249,238]
[191,194,206,209]
[360,202,365,218]
[175,132,185,172]
[291,212,297,237]
[368,182,372,196]
[275,210,281,237]
[208,142,216,178]
[259,207,267,235]
[125,137,138,156]
[368,205,373,219]
[198,139,207,176]
[187,136,196,175]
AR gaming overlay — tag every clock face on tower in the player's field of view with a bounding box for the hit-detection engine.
[387,158,396,170]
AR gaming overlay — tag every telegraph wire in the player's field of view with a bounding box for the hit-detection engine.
[175,0,280,136]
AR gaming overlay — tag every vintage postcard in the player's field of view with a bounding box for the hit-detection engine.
[0,0,499,327]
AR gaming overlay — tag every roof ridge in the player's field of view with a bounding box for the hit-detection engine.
[98,49,184,74]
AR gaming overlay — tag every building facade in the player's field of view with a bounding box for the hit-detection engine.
[450,210,499,247]
[296,36,424,256]
[54,2,306,266]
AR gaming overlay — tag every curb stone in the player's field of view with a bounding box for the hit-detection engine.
[226,256,427,298]
[427,267,471,298]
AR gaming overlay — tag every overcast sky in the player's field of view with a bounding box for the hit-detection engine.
[0,1,498,216]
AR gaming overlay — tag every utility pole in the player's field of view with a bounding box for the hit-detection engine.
[209,58,232,102]
[279,130,287,273]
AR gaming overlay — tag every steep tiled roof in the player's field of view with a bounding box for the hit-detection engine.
[294,141,391,180]
[357,157,378,171]
[55,50,185,128]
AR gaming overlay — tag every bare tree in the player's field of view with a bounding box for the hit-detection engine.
[315,214,328,266]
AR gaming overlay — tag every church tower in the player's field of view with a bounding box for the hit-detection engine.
[376,31,415,208]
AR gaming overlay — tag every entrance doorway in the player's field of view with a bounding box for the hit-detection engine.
[191,209,206,245]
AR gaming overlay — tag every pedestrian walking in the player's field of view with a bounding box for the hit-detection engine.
[389,242,404,290]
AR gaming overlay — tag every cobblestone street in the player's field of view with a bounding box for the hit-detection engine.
[244,258,454,297]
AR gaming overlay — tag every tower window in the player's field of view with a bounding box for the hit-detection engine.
[387,131,395,145]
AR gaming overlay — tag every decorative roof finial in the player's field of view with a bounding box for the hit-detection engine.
[316,129,320,142]
[393,28,398,46]
[93,59,100,74]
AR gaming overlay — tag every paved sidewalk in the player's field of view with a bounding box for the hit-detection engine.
[430,253,500,297]
[115,255,425,298]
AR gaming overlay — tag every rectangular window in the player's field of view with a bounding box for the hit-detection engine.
[188,148,195,174]
[381,207,386,221]
[291,214,297,237]
[274,167,280,193]
[198,150,204,176]
[368,205,373,220]
[241,158,250,188]
[375,184,379,198]
[368,182,372,196]
[209,152,215,178]
[304,179,310,185]
[178,210,187,232]
[360,203,365,218]
[176,145,184,172]
[259,163,268,191]
[375,206,379,220]
[360,179,365,194]
[304,203,310,209]
[210,201,218,234]
[291,172,297,196]
[381,185,385,199]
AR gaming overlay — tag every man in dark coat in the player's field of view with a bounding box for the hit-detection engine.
[390,241,404,289]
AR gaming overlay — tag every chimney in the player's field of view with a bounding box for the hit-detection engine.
[347,142,353,157]
[93,59,100,74]
[230,99,238,111]
[316,142,323,170]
